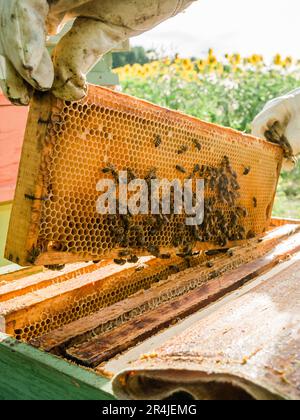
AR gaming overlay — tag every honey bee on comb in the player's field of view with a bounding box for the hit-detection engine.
[175,165,187,174]
[192,139,202,151]
[177,145,188,154]
[154,134,162,148]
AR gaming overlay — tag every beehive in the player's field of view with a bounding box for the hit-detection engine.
[5,85,283,266]
[2,223,299,344]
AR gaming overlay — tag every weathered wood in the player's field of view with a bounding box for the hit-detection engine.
[0,333,112,400]
[2,253,211,340]
[271,217,300,227]
[31,224,300,354]
[46,226,300,366]
[69,235,300,367]
[112,257,300,400]
[0,266,43,285]
[0,262,98,302]
[0,257,153,338]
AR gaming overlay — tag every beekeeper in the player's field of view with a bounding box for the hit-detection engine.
[0,0,299,165]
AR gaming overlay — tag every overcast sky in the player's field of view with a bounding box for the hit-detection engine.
[131,0,300,59]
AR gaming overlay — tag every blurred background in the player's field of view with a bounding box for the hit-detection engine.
[111,0,300,218]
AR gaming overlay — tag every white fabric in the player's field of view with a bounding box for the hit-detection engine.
[252,88,300,167]
[0,0,195,103]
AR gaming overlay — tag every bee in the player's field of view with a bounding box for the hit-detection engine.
[102,164,119,182]
[147,245,160,257]
[264,130,279,145]
[236,207,248,218]
[131,225,143,233]
[227,249,234,257]
[243,166,251,176]
[173,236,182,247]
[177,145,188,154]
[205,249,228,256]
[154,135,162,148]
[218,236,228,247]
[222,156,230,168]
[118,250,131,258]
[145,216,156,226]
[120,214,132,227]
[231,179,241,191]
[145,168,157,182]
[127,168,137,182]
[237,226,246,240]
[230,213,239,226]
[192,139,202,151]
[209,176,217,191]
[44,264,66,271]
[253,197,258,208]
[38,117,51,124]
[169,265,180,273]
[27,247,41,264]
[127,255,139,264]
[114,258,127,266]
[193,164,201,174]
[176,165,186,174]
[135,265,145,272]
[190,226,202,242]
[107,215,118,223]
[182,244,193,257]
[114,227,125,236]
[160,253,171,260]
[120,236,130,248]
[206,261,214,268]
[137,234,146,247]
[24,194,48,201]
[102,163,115,174]
[247,230,256,239]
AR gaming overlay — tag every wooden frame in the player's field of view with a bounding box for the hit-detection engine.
[0,332,112,400]
[5,86,283,266]
[0,218,299,400]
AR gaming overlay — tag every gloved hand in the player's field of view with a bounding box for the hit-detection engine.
[252,88,300,170]
[0,0,53,105]
[0,0,196,104]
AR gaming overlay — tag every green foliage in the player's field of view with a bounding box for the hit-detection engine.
[112,47,151,68]
[119,65,300,219]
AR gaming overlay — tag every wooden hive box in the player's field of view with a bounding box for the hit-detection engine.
[0,219,300,400]
[5,85,283,267]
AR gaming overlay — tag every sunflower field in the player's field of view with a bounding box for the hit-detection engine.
[114,50,300,218]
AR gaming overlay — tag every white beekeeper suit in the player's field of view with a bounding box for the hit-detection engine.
[0,0,299,166]
[252,88,300,168]
[0,0,196,103]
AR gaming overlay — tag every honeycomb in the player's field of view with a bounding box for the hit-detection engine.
[3,255,207,342]
[2,223,297,344]
[5,85,283,266]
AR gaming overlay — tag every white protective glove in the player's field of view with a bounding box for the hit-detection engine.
[252,88,300,170]
[0,0,196,104]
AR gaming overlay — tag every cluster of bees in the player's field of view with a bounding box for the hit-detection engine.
[102,164,173,266]
[264,121,293,160]
[100,134,254,267]
[29,133,255,271]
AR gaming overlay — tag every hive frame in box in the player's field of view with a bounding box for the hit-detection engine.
[0,219,300,400]
[5,85,283,267]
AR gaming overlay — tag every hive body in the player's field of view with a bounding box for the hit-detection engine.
[5,85,283,266]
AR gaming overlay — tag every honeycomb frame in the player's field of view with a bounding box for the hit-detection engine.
[5,85,283,266]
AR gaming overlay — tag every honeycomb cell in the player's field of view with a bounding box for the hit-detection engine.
[6,85,283,267]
